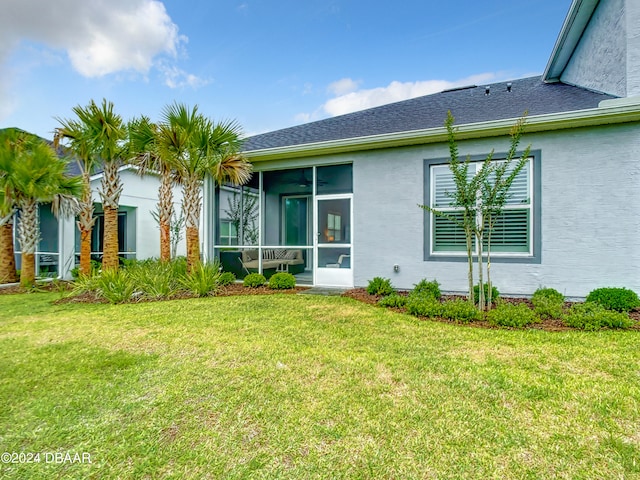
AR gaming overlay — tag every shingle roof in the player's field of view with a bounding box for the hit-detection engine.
[242,76,615,152]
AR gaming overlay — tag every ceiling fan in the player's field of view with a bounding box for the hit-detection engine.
[293,170,327,188]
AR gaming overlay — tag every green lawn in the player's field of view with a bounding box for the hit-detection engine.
[1,292,639,479]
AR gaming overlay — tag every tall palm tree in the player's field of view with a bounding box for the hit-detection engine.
[59,99,126,271]
[159,103,252,271]
[127,116,174,262]
[11,137,81,287]
[0,128,21,284]
[54,115,100,276]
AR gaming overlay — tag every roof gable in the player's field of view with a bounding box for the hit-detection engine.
[543,0,601,82]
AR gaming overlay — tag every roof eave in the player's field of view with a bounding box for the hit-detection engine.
[543,0,600,82]
[244,99,640,162]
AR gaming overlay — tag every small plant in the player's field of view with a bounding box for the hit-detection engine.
[412,279,441,300]
[95,269,136,304]
[440,299,481,323]
[378,293,407,308]
[585,287,640,312]
[268,272,296,290]
[127,260,179,299]
[180,261,222,297]
[531,287,565,319]
[219,271,236,286]
[474,283,500,305]
[487,302,540,328]
[243,273,266,288]
[564,302,635,330]
[406,295,443,318]
[366,277,395,296]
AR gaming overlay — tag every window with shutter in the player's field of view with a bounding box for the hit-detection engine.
[429,157,533,257]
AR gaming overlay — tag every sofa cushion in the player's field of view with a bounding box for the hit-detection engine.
[284,250,298,260]
[243,249,259,261]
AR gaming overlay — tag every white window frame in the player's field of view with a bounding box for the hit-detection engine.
[429,157,534,258]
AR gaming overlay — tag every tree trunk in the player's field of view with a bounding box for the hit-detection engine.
[21,252,35,287]
[102,206,119,270]
[465,225,474,305]
[476,231,485,311]
[78,172,96,276]
[17,199,39,287]
[0,221,17,284]
[99,162,122,271]
[80,229,92,276]
[158,166,173,262]
[182,174,202,272]
[186,226,200,272]
[486,221,493,308]
[160,221,171,262]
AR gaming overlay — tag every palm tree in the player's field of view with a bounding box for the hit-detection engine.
[158,103,252,271]
[54,114,100,276]
[127,116,174,262]
[59,99,126,271]
[10,137,81,287]
[0,129,20,284]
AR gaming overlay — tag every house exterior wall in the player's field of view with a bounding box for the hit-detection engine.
[352,122,640,298]
[561,0,627,97]
[628,0,640,96]
[86,169,186,262]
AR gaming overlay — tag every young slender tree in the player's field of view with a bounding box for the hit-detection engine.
[421,111,530,310]
[481,115,531,307]
[421,111,491,304]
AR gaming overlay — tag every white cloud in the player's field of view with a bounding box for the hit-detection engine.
[327,77,361,96]
[321,73,508,117]
[158,62,210,89]
[0,0,197,80]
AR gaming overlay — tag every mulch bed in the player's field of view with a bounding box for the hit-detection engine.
[53,283,310,304]
[2,282,639,332]
[0,281,309,304]
[342,288,640,332]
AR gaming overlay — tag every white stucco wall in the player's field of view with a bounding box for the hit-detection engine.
[627,0,640,96]
[352,123,640,297]
[561,0,627,97]
[89,168,187,261]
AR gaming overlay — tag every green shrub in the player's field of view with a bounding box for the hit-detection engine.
[268,272,296,290]
[564,302,635,330]
[169,256,188,278]
[127,260,178,299]
[378,293,407,308]
[487,302,540,328]
[243,273,266,288]
[366,277,395,296]
[474,283,500,304]
[412,279,441,300]
[219,271,236,286]
[440,299,481,323]
[70,272,99,297]
[585,287,640,312]
[406,295,443,317]
[95,269,136,304]
[180,261,221,297]
[531,287,565,319]
[70,259,102,280]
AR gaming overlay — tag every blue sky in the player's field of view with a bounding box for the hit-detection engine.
[1,0,572,140]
